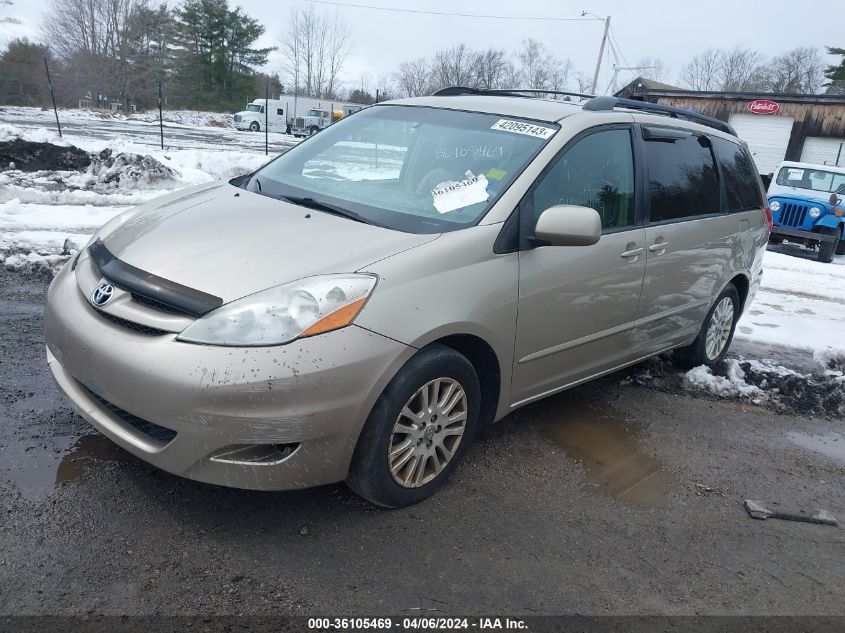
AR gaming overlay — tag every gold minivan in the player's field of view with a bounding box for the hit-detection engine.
[45,89,770,507]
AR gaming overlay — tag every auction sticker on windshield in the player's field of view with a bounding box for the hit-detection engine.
[490,119,556,139]
[432,171,490,214]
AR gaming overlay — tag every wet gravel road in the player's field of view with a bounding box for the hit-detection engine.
[1,266,844,616]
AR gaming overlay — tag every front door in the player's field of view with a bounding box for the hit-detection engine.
[511,126,647,406]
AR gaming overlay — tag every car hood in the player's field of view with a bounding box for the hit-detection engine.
[98,183,438,303]
[768,192,832,208]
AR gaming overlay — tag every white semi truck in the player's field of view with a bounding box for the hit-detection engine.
[232,99,288,133]
[233,97,365,136]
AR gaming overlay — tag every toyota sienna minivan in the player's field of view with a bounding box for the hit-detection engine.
[45,89,769,507]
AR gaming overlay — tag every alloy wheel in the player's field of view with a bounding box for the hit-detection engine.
[705,297,734,360]
[388,378,468,488]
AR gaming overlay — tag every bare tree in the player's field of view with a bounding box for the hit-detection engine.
[718,46,766,91]
[475,48,511,90]
[635,57,668,82]
[280,4,351,98]
[573,71,592,94]
[394,58,430,97]
[679,49,722,90]
[429,44,477,90]
[517,38,550,89]
[515,39,572,91]
[766,47,825,94]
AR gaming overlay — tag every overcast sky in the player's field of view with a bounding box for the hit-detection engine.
[2,0,841,94]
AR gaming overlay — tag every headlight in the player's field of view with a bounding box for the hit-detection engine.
[809,207,822,218]
[177,274,377,346]
[769,200,780,211]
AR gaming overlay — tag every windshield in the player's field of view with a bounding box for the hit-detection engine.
[775,166,845,195]
[249,105,557,233]
[247,104,262,112]
[308,109,323,117]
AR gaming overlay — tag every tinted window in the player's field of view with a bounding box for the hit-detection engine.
[277,108,283,116]
[532,128,635,230]
[646,132,720,222]
[712,137,764,212]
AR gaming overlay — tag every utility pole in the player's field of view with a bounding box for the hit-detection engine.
[588,14,610,95]
[44,58,62,138]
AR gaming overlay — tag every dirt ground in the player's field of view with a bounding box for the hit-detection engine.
[1,266,843,617]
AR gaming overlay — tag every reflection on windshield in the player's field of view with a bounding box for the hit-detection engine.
[249,105,556,234]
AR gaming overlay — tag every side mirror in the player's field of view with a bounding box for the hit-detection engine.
[535,205,602,247]
[830,193,841,207]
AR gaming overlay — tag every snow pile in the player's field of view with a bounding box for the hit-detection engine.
[813,347,845,373]
[131,109,233,128]
[0,123,69,145]
[684,360,764,400]
[86,150,177,190]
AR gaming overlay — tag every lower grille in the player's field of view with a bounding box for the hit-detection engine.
[778,203,808,228]
[95,309,169,336]
[82,386,177,445]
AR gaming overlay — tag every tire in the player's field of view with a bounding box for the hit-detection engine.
[818,227,839,263]
[673,284,740,370]
[836,228,845,256]
[309,125,319,136]
[347,345,481,508]
[249,121,260,132]
[768,236,783,246]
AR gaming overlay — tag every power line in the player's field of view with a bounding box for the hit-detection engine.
[306,0,595,22]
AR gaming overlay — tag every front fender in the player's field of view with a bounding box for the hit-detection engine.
[816,215,843,230]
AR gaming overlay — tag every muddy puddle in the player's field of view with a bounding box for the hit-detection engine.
[787,430,845,465]
[546,401,675,506]
[3,430,137,499]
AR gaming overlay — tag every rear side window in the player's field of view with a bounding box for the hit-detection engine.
[532,128,635,230]
[712,137,764,212]
[645,132,720,222]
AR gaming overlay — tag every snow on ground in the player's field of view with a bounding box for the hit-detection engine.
[0,121,273,269]
[736,246,845,355]
[0,105,232,129]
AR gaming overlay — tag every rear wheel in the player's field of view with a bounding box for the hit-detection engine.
[674,284,739,369]
[249,121,260,132]
[347,345,480,508]
[818,227,839,263]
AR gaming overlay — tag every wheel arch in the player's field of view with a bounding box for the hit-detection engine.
[727,273,750,314]
[423,334,501,427]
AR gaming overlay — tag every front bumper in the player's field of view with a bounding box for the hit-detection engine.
[771,226,837,242]
[44,262,415,490]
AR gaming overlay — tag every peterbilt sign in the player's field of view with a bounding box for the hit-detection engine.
[746,99,780,115]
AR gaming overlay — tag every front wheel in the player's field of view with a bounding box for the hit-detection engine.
[347,345,480,508]
[309,125,319,136]
[674,284,739,369]
[818,227,840,263]
[249,121,260,132]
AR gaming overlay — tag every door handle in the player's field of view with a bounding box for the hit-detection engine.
[620,247,644,258]
[649,242,669,253]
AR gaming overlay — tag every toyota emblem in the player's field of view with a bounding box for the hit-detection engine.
[91,282,115,307]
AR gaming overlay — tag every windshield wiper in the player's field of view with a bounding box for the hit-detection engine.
[280,195,368,224]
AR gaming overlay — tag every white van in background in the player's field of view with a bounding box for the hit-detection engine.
[233,99,288,133]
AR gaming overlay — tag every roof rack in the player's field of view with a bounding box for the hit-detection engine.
[433,86,596,101]
[583,95,737,136]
